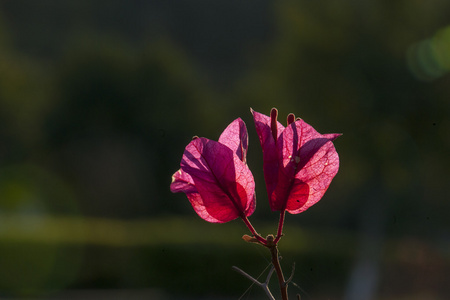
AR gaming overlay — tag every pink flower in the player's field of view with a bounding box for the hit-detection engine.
[252,108,340,214]
[170,118,256,223]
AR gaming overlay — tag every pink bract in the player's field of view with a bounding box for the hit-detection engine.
[170,118,256,223]
[252,108,340,214]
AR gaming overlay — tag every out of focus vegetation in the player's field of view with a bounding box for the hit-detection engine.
[0,1,449,299]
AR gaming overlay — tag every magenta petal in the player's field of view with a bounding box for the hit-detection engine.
[218,118,248,163]
[170,168,196,194]
[284,179,309,211]
[171,169,222,222]
[251,108,285,199]
[251,108,285,144]
[171,137,255,223]
[186,193,224,223]
[274,120,340,213]
[323,133,342,141]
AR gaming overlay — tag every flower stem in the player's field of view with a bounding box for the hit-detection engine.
[270,244,288,300]
[241,216,267,245]
[274,210,286,244]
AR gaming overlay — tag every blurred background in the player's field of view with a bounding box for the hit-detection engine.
[0,1,449,299]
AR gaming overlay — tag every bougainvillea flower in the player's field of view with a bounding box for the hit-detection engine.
[252,108,340,214]
[170,118,256,223]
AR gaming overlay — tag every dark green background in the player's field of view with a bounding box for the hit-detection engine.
[0,1,449,299]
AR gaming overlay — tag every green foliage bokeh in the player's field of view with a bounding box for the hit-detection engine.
[0,1,449,299]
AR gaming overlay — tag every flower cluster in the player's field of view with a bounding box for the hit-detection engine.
[170,107,340,246]
[170,107,340,299]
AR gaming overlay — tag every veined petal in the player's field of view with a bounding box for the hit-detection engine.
[186,193,224,223]
[273,120,340,213]
[170,169,196,194]
[218,118,248,163]
[251,108,285,199]
[323,133,342,141]
[172,137,255,223]
[171,169,223,223]
[251,108,285,145]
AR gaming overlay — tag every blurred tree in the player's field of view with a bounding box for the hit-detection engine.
[43,36,224,218]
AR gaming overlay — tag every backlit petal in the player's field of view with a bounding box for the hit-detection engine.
[274,120,340,213]
[218,118,248,163]
[172,137,255,223]
[251,108,285,199]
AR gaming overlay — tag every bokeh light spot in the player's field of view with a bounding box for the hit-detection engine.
[407,25,450,81]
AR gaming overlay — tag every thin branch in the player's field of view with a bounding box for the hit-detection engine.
[270,246,288,300]
[265,264,276,284]
[241,216,267,245]
[232,265,276,300]
[285,262,296,285]
[232,266,260,284]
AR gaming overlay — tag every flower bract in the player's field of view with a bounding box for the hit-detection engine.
[170,118,256,223]
[252,108,340,214]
